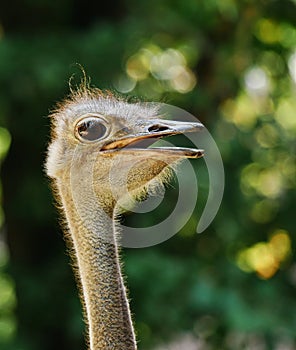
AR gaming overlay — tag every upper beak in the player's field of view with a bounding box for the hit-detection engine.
[101,118,204,159]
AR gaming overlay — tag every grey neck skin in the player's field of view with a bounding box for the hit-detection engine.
[56,169,137,350]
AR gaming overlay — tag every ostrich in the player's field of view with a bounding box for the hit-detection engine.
[45,84,204,350]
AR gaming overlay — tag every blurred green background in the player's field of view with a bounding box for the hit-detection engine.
[0,0,295,349]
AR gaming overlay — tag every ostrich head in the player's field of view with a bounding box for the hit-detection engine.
[46,86,204,212]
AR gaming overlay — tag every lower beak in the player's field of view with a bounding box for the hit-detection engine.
[101,118,204,159]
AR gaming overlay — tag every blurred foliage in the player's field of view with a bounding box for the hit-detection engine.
[0,0,295,349]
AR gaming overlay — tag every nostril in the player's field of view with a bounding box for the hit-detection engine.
[148,124,170,133]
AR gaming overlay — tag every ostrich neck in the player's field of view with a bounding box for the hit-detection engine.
[56,176,137,350]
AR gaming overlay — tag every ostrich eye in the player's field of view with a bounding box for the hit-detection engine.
[75,117,107,142]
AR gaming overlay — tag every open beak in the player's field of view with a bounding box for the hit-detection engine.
[101,118,204,159]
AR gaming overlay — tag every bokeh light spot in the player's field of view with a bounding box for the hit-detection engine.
[255,19,282,44]
[221,95,257,130]
[126,51,151,81]
[236,230,291,279]
[275,97,296,133]
[114,74,136,93]
[244,67,269,96]
[257,169,283,198]
[169,67,196,93]
[269,229,291,263]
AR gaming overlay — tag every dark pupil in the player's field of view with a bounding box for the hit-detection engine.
[77,119,107,141]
